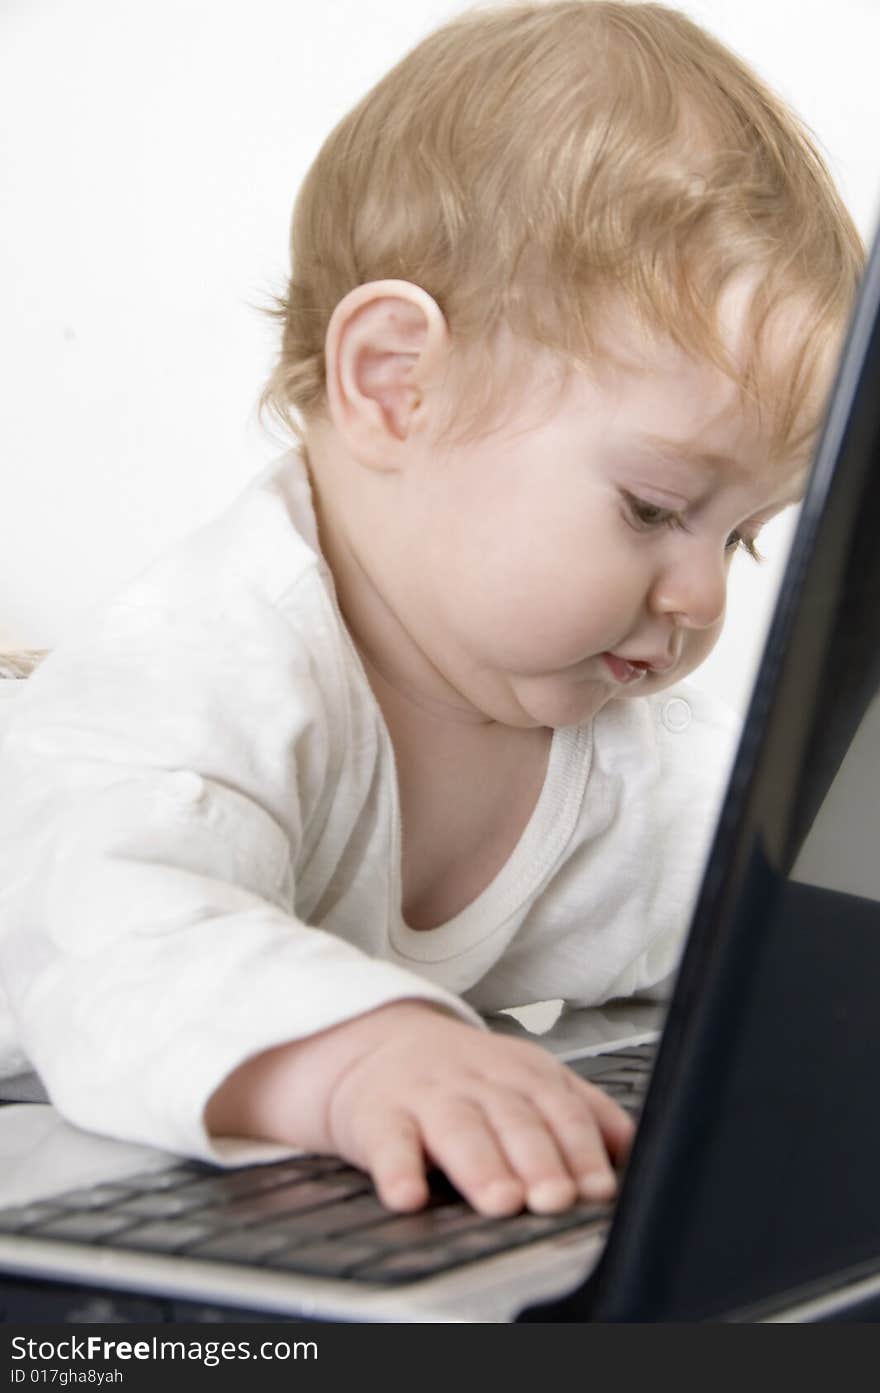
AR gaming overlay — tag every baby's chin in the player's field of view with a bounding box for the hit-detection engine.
[509,656,696,726]
[509,673,618,729]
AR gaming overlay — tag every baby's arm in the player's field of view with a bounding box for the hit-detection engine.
[0,673,629,1197]
[0,553,631,1195]
[204,1000,634,1216]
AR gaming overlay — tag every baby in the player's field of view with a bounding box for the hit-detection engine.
[0,2,863,1219]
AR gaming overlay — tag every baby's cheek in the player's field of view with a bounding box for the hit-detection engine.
[508,593,609,670]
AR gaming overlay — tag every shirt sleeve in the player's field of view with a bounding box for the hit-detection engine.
[0,577,483,1164]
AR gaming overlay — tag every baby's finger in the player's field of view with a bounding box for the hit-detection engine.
[532,1084,621,1203]
[481,1092,579,1213]
[360,1108,430,1212]
[569,1075,637,1164]
[417,1097,525,1217]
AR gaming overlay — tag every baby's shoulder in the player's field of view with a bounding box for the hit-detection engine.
[122,450,324,614]
[18,452,352,737]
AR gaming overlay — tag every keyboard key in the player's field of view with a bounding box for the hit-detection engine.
[572,1059,651,1083]
[112,1163,213,1192]
[116,1219,220,1253]
[346,1205,495,1247]
[243,1156,352,1183]
[568,1056,622,1079]
[0,1203,65,1233]
[268,1237,386,1276]
[243,1192,394,1244]
[591,1069,649,1086]
[221,1173,372,1223]
[350,1210,598,1284]
[115,1190,217,1220]
[48,1185,135,1210]
[350,1243,474,1282]
[171,1158,348,1205]
[187,1226,295,1263]
[30,1211,141,1242]
[486,1206,608,1241]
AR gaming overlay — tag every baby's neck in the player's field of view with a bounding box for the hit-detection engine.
[306,448,492,730]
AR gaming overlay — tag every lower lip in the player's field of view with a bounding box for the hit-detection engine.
[602,653,649,684]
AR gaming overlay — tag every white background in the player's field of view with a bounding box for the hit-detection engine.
[1,0,878,715]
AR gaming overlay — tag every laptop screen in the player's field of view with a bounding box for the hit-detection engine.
[790,667,880,899]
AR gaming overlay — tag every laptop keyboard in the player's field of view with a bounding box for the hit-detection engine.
[0,1043,654,1286]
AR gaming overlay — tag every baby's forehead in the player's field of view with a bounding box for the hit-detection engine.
[575,286,836,466]
[589,278,814,380]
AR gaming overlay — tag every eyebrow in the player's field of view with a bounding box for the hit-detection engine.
[635,433,744,475]
[634,432,809,512]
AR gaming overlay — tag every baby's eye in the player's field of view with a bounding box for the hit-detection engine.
[621,491,682,530]
[726,531,764,563]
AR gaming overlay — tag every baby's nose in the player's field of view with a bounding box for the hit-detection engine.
[650,548,727,630]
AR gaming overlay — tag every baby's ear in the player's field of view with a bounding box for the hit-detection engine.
[324,280,449,468]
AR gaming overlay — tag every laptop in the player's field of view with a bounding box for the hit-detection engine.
[2,222,879,1324]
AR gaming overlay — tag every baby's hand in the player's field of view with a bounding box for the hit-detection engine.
[206,1001,634,1216]
[324,1003,634,1215]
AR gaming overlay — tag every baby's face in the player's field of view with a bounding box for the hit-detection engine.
[378,318,812,729]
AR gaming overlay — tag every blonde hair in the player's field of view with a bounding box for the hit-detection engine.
[258,0,864,459]
[0,650,48,679]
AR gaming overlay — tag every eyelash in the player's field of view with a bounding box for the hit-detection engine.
[621,491,764,563]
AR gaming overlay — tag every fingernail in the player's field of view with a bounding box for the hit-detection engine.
[528,1177,577,1212]
[579,1171,617,1201]
[480,1179,523,1215]
[384,1177,427,1210]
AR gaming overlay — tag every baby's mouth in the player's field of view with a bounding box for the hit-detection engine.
[601,652,649,684]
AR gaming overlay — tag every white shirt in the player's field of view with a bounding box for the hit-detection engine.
[0,451,740,1161]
